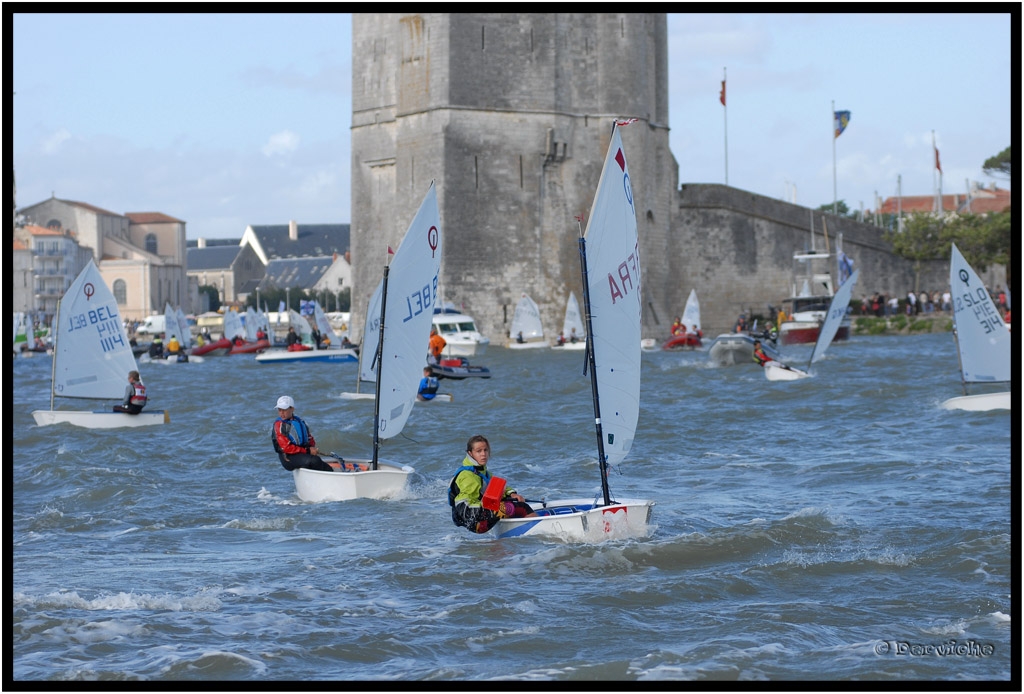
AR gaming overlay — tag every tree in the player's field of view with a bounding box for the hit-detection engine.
[885,208,1013,286]
[884,213,945,292]
[815,200,859,219]
[982,146,1011,180]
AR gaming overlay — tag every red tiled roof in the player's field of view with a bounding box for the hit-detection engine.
[26,224,64,236]
[13,238,28,250]
[878,187,1010,215]
[126,212,184,224]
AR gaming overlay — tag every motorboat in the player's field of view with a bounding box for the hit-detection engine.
[429,356,491,379]
[432,303,490,357]
[706,332,781,367]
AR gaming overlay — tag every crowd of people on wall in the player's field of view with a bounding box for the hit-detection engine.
[856,285,1009,321]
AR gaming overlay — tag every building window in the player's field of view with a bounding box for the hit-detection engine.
[145,234,158,254]
[113,279,127,305]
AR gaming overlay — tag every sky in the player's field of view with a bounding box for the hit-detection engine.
[12,12,1014,240]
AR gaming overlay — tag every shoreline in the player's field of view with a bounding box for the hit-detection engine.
[852,313,955,336]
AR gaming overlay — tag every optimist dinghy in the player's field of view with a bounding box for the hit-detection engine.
[31,259,169,428]
[491,120,654,541]
[940,244,1011,411]
[292,182,442,501]
[764,268,859,381]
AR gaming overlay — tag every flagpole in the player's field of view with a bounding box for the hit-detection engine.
[722,67,728,186]
[832,100,837,215]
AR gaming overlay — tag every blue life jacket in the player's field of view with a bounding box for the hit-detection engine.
[271,416,310,454]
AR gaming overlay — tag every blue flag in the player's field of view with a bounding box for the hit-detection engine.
[834,110,851,138]
[838,251,855,285]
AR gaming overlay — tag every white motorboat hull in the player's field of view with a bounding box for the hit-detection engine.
[31,409,170,428]
[941,392,1011,411]
[491,498,655,542]
[292,458,414,502]
[764,361,810,381]
[441,336,489,357]
[255,348,358,364]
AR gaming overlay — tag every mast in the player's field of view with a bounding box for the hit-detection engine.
[370,263,390,471]
[48,298,61,411]
[577,218,613,508]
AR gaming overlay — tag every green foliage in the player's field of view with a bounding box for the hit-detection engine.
[815,200,859,218]
[854,317,889,335]
[884,208,1012,278]
[889,315,908,331]
[909,318,934,333]
[982,146,1011,179]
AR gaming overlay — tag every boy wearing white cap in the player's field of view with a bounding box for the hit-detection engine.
[271,395,336,472]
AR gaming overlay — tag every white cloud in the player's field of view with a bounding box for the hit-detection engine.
[41,128,71,155]
[261,130,300,157]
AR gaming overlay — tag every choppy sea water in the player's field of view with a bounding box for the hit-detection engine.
[11,331,1014,683]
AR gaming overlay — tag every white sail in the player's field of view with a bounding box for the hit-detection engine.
[256,308,271,337]
[288,309,313,344]
[13,312,28,350]
[53,259,139,400]
[809,268,859,365]
[509,294,544,341]
[583,123,642,466]
[682,289,701,333]
[376,182,443,438]
[245,307,260,341]
[176,308,192,349]
[360,282,384,384]
[950,244,1010,383]
[313,301,341,348]
[223,309,245,340]
[164,303,184,344]
[562,291,585,341]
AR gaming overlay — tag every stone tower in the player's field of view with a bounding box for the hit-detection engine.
[350,13,675,342]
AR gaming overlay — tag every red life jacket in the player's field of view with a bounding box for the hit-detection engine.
[130,382,148,406]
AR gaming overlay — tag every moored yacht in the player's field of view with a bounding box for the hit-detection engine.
[432,303,490,357]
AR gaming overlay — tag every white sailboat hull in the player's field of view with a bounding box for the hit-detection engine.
[551,340,586,351]
[338,391,376,400]
[292,459,414,502]
[31,409,170,428]
[338,392,452,402]
[491,498,655,542]
[255,348,358,364]
[506,339,548,350]
[764,361,810,381]
[940,392,1011,411]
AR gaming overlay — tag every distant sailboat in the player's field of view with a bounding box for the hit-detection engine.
[31,259,169,428]
[507,294,547,349]
[552,291,586,350]
[765,269,859,381]
[941,244,1010,410]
